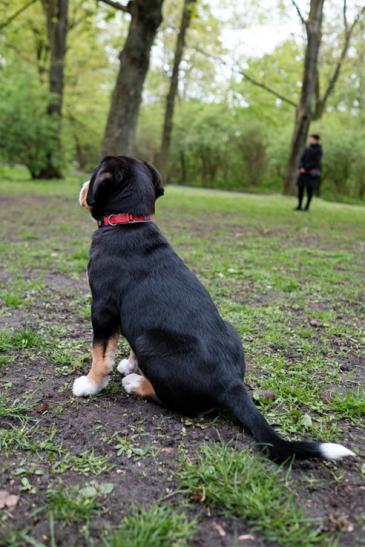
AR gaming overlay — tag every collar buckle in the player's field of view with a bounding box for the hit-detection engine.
[107,214,117,226]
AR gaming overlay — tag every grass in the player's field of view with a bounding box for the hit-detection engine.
[0,172,363,545]
[52,450,114,476]
[46,483,100,523]
[180,443,324,545]
[0,293,24,308]
[0,395,33,422]
[114,437,156,460]
[102,504,196,547]
[330,388,365,425]
[0,424,60,454]
[49,339,89,376]
[0,328,45,352]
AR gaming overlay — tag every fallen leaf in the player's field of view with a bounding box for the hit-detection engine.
[79,485,97,498]
[328,513,354,532]
[238,534,255,542]
[99,482,114,495]
[309,319,328,328]
[0,490,20,510]
[190,490,206,503]
[35,402,49,414]
[302,414,313,428]
[211,521,226,537]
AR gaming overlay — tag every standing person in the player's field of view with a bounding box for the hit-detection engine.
[295,134,323,212]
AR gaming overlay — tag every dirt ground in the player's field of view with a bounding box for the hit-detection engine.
[0,183,364,546]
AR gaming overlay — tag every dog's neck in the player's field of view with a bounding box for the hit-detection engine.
[92,193,155,221]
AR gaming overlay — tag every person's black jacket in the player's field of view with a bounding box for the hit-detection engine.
[299,143,322,175]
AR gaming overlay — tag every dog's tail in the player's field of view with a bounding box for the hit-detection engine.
[221,383,354,463]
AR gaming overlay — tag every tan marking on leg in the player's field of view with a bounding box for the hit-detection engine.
[128,349,138,366]
[134,376,156,399]
[87,335,119,385]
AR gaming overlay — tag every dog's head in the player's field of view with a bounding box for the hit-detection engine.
[79,156,164,220]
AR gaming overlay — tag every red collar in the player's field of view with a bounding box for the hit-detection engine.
[97,213,155,228]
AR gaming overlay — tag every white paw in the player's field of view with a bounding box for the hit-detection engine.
[72,375,109,397]
[117,358,137,376]
[122,373,142,394]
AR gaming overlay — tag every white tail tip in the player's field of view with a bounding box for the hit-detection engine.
[320,442,355,460]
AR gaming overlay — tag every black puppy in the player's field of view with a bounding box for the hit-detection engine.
[73,155,354,462]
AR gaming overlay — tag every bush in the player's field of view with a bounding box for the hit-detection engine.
[136,99,365,202]
[0,64,61,178]
[167,102,270,191]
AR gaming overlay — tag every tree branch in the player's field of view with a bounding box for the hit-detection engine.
[238,69,297,107]
[313,3,365,119]
[0,0,37,31]
[192,45,297,109]
[343,0,348,32]
[68,12,90,32]
[98,0,132,13]
[352,4,365,27]
[291,0,307,26]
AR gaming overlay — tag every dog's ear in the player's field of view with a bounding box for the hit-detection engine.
[87,171,113,206]
[79,180,90,209]
[143,161,164,199]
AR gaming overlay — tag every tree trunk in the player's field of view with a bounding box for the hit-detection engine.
[38,0,68,179]
[283,0,324,195]
[102,0,164,157]
[157,0,196,179]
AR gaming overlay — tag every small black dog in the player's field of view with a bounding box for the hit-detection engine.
[73,155,354,462]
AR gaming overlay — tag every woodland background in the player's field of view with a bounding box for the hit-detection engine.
[0,0,364,202]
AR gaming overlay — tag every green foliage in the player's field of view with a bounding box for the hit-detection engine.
[0,64,61,178]
[181,444,325,545]
[46,483,100,523]
[0,328,45,351]
[0,395,33,422]
[0,424,59,454]
[52,450,113,476]
[330,389,365,425]
[0,1,363,201]
[102,504,196,547]
[114,437,156,460]
[319,117,365,200]
[0,293,23,308]
[165,102,271,190]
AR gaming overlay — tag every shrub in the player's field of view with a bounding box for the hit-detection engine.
[0,64,61,178]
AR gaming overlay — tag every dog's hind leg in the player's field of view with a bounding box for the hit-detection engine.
[73,334,119,397]
[117,349,139,376]
[122,373,160,404]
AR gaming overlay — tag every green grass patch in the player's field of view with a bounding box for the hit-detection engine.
[52,450,113,476]
[180,443,325,546]
[0,355,11,368]
[330,388,365,425]
[0,328,45,351]
[0,395,33,422]
[49,340,89,376]
[0,292,24,308]
[46,483,100,524]
[102,504,196,547]
[114,437,156,460]
[0,424,59,455]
